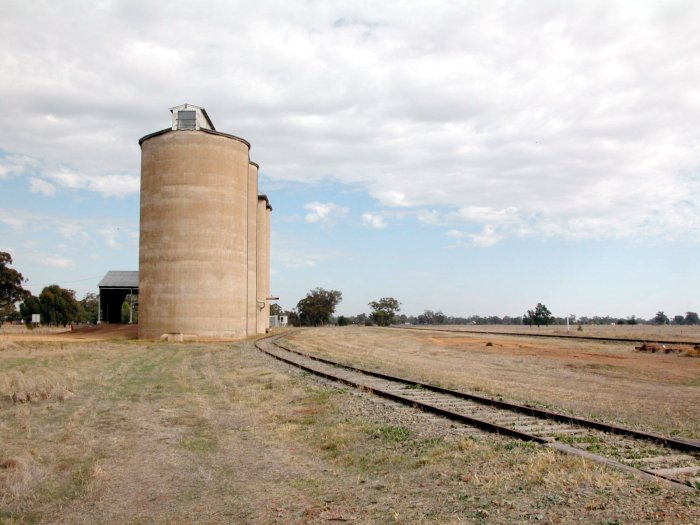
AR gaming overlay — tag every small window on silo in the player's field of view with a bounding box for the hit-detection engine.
[178,110,196,130]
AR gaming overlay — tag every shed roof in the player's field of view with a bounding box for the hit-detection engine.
[98,271,139,288]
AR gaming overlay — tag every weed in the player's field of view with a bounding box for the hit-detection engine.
[368,425,412,443]
[179,429,218,453]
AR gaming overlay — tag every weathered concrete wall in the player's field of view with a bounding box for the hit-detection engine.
[265,203,271,331]
[246,163,258,336]
[256,196,270,334]
[138,130,250,339]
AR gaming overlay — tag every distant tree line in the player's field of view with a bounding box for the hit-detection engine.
[0,250,102,327]
[3,249,699,330]
[271,286,700,329]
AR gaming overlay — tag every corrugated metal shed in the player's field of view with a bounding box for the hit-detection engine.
[98,271,139,289]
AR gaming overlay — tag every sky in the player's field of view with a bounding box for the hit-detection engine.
[1,0,699,319]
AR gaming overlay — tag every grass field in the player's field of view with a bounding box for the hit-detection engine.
[1,329,699,524]
[400,324,700,343]
[284,326,700,439]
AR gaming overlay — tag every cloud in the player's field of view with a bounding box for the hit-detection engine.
[361,212,387,229]
[1,2,700,240]
[0,208,136,251]
[273,233,344,269]
[417,209,443,226]
[36,254,73,269]
[44,169,139,197]
[29,177,56,196]
[0,155,39,179]
[304,201,348,225]
[468,226,502,248]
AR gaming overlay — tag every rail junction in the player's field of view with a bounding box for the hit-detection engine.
[256,333,700,491]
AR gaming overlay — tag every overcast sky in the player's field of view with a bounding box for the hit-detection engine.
[1,1,699,319]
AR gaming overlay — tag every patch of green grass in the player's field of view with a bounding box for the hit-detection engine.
[179,429,218,453]
[0,509,41,524]
[536,493,566,508]
[108,349,189,400]
[1,358,38,369]
[368,425,412,443]
[555,435,601,445]
[501,441,538,451]
[405,383,424,390]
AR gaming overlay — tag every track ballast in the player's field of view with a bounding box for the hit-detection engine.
[256,334,700,491]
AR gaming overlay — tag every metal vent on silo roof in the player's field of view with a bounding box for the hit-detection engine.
[169,104,216,131]
[178,110,196,130]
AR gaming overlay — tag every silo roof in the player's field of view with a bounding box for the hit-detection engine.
[98,271,139,288]
[258,194,273,211]
[138,127,251,148]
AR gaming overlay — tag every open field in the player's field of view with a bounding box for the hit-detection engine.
[283,327,700,439]
[1,332,699,524]
[399,324,700,343]
[0,325,138,343]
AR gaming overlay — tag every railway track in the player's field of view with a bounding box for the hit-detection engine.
[256,334,700,492]
[390,325,700,347]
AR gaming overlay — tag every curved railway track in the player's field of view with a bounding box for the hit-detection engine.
[390,325,700,346]
[256,333,700,492]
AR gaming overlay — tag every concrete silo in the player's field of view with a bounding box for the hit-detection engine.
[246,162,259,336]
[257,195,272,334]
[138,104,253,339]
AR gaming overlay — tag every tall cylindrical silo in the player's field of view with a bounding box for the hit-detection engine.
[138,127,251,339]
[256,195,272,333]
[265,201,271,330]
[246,162,259,336]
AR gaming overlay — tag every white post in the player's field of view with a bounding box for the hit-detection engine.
[566,316,570,331]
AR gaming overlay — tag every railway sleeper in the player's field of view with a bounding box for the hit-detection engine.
[622,454,697,466]
[540,428,590,435]
[649,466,700,478]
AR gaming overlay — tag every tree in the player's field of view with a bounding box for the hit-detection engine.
[672,315,685,325]
[283,309,299,327]
[296,288,343,326]
[337,315,349,326]
[417,310,435,325]
[19,294,41,324]
[37,285,80,326]
[0,252,30,326]
[368,297,401,327]
[685,312,700,325]
[652,311,669,325]
[270,303,283,316]
[524,303,553,327]
[78,292,100,324]
[353,313,368,326]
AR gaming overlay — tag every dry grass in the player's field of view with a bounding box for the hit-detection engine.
[407,323,700,342]
[1,334,699,524]
[283,327,700,438]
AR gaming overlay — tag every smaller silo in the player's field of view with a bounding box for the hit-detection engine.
[246,162,259,336]
[257,195,272,333]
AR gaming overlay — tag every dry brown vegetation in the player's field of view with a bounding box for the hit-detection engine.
[283,326,700,439]
[1,332,699,524]
[405,324,700,343]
